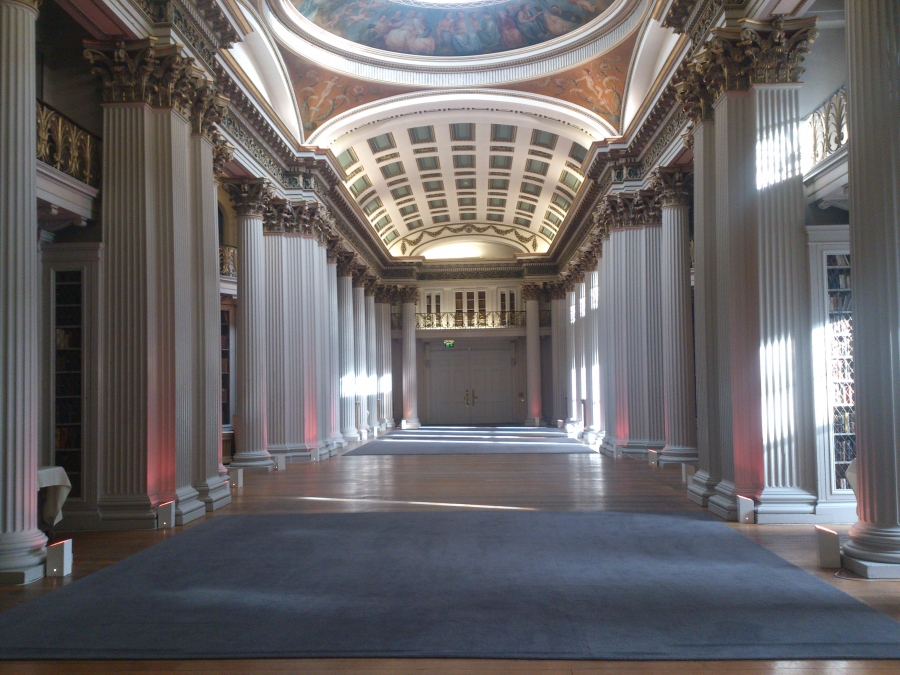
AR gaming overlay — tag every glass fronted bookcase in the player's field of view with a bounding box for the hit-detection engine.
[807,225,857,520]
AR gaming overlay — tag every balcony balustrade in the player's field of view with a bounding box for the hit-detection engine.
[36,100,101,188]
[390,310,550,330]
[219,245,237,278]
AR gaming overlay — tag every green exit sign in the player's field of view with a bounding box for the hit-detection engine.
[444,340,455,348]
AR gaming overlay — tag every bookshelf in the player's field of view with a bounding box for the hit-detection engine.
[53,270,83,499]
[826,254,854,491]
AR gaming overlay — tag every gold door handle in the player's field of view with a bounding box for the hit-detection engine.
[463,390,469,406]
[472,389,478,406]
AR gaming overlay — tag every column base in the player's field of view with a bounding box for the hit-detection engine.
[195,476,232,512]
[330,433,348,448]
[342,427,361,441]
[708,480,738,521]
[0,564,45,586]
[98,497,164,530]
[659,444,699,466]
[687,470,719,506]
[230,448,275,470]
[175,488,206,526]
[386,418,395,429]
[523,417,542,427]
[842,554,900,579]
[401,418,420,430]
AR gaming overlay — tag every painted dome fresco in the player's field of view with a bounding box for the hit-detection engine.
[292,0,616,57]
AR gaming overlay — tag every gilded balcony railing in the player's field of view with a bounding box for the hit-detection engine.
[219,245,237,278]
[416,311,527,329]
[36,100,101,188]
[803,86,848,172]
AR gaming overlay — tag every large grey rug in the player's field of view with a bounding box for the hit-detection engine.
[345,427,595,456]
[1,511,900,660]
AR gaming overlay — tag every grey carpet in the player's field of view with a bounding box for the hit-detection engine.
[2,511,900,660]
[345,427,595,456]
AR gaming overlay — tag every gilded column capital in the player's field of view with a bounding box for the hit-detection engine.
[312,204,337,245]
[336,252,357,277]
[326,238,344,264]
[263,199,298,234]
[84,39,158,104]
[364,277,378,297]
[223,178,274,218]
[396,286,419,304]
[548,282,568,300]
[521,283,544,302]
[675,65,715,125]
[352,266,370,288]
[211,132,234,176]
[650,167,694,208]
[739,16,818,86]
[191,83,227,140]
[374,285,396,304]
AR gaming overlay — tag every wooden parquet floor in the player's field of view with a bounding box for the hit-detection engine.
[1,436,899,674]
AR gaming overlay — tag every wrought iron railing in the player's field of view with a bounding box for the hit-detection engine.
[219,245,237,278]
[803,86,847,172]
[36,100,101,188]
[417,311,527,329]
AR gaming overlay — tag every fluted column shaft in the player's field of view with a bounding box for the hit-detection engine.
[574,282,586,427]
[375,301,389,430]
[314,244,330,452]
[382,304,395,427]
[232,212,273,469]
[660,199,698,464]
[337,274,358,440]
[401,301,420,429]
[600,245,617,452]
[843,0,900,569]
[190,137,229,510]
[353,284,370,435]
[584,269,600,432]
[688,120,721,505]
[550,296,568,422]
[645,225,665,454]
[365,293,378,430]
[299,238,321,452]
[0,0,46,580]
[706,90,752,520]
[327,259,344,445]
[566,290,578,422]
[524,298,542,426]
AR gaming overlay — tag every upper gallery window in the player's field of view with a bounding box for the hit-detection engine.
[450,123,475,142]
[408,126,435,144]
[531,129,558,150]
[336,148,358,169]
[491,124,517,143]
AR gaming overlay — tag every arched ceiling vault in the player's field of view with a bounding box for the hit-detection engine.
[225,0,675,259]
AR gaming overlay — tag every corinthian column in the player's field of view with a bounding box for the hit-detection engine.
[190,96,230,511]
[336,255,358,440]
[841,1,900,577]
[652,168,698,465]
[365,286,378,431]
[574,278,586,428]
[400,287,420,429]
[522,284,543,426]
[549,284,568,423]
[352,271,370,437]
[326,243,345,446]
[0,0,47,583]
[224,179,274,470]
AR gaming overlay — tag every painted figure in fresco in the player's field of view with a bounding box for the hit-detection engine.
[545,5,579,36]
[497,9,526,50]
[451,11,482,55]
[436,12,456,55]
[477,11,501,51]
[359,14,391,49]
[293,0,609,57]
[513,4,546,44]
[408,11,436,55]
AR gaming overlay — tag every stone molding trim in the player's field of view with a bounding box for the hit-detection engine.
[649,166,693,207]
[223,178,276,217]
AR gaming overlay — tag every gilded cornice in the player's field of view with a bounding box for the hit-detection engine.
[223,178,275,218]
[132,0,238,68]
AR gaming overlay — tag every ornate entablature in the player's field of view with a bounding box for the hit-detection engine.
[132,0,238,69]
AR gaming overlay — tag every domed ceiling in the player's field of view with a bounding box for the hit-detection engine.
[292,0,616,57]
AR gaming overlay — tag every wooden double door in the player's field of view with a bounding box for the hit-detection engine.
[428,347,515,425]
